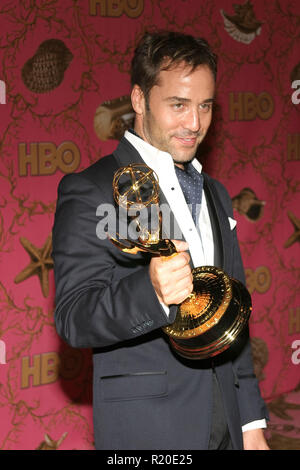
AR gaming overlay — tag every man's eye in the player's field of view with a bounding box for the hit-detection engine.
[200,103,212,112]
[173,103,184,110]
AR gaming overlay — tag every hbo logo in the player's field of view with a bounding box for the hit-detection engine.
[229,91,274,121]
[18,141,81,176]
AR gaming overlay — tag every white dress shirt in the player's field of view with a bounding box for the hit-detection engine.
[124,130,266,433]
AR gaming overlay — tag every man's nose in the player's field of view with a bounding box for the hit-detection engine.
[183,108,200,133]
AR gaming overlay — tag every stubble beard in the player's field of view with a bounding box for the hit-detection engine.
[143,110,201,164]
[170,133,204,165]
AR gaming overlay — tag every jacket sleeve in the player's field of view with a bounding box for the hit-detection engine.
[214,179,269,425]
[52,172,176,349]
[231,222,269,425]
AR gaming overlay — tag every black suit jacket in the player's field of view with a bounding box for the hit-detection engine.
[52,137,268,450]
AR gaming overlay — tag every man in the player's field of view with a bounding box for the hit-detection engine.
[52,31,269,450]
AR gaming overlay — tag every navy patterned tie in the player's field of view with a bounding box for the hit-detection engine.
[174,162,204,226]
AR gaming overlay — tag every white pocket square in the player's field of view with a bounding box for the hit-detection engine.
[228,217,237,230]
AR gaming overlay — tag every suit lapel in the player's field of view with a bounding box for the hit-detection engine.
[113,137,184,243]
[113,136,145,167]
[203,174,233,273]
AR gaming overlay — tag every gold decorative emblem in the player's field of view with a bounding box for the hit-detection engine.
[220,1,262,44]
[14,233,54,297]
[109,164,252,360]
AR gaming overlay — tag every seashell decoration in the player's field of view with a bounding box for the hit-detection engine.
[232,187,265,221]
[22,39,73,93]
[220,0,262,44]
[94,95,135,141]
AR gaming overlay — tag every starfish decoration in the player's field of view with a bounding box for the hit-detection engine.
[14,233,54,297]
[284,211,300,248]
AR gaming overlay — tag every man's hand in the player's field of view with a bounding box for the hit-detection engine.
[243,428,270,450]
[149,240,193,305]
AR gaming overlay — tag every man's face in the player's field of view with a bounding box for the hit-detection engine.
[132,63,215,166]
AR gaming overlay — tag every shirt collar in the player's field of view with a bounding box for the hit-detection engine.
[124,130,202,176]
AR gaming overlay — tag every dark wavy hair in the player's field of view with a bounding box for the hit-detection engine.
[131,31,217,103]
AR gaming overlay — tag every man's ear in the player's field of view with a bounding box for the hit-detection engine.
[131,85,145,115]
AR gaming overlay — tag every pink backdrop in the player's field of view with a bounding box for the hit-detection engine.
[0,0,299,450]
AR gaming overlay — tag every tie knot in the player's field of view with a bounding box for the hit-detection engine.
[174,162,203,187]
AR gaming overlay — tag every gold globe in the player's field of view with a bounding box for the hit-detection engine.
[113,163,160,210]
